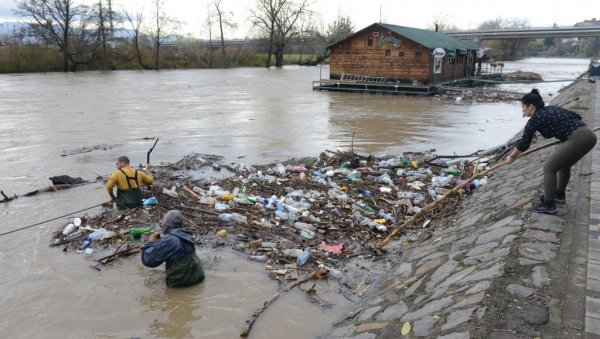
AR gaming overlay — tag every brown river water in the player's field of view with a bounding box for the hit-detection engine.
[0,58,589,338]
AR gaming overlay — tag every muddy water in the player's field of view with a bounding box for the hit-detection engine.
[0,58,590,338]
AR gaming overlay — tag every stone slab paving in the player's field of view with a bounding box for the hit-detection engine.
[587,78,600,337]
[324,79,600,338]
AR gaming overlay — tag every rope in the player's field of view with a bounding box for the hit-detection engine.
[0,201,110,237]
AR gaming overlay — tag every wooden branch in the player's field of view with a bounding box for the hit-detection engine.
[0,190,15,202]
[97,243,141,264]
[240,268,329,337]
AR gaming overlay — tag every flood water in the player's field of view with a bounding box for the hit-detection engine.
[0,58,590,338]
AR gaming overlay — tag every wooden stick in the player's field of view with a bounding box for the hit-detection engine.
[183,185,202,200]
[0,190,14,202]
[377,137,569,249]
[97,244,142,264]
[240,268,329,337]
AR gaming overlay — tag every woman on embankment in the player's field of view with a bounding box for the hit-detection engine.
[506,89,597,214]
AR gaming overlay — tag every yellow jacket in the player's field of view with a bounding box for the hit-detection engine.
[106,166,153,198]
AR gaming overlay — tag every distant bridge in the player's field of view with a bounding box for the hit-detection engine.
[445,26,600,41]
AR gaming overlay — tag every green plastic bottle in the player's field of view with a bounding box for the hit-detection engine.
[130,227,153,240]
[444,168,462,176]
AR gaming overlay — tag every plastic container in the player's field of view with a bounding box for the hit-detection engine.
[312,171,327,180]
[143,197,158,206]
[130,227,153,240]
[62,223,76,236]
[283,249,303,258]
[162,187,178,198]
[249,255,268,262]
[79,228,108,251]
[275,163,286,176]
[296,248,312,266]
[218,213,247,223]
[300,228,315,239]
[444,168,462,176]
[294,222,316,231]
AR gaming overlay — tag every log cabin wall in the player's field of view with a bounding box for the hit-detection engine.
[329,24,478,85]
[330,29,432,83]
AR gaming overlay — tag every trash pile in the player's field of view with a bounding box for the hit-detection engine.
[51,149,499,285]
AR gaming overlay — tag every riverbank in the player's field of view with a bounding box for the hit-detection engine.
[325,77,599,338]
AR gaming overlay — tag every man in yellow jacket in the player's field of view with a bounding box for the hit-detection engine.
[106,156,154,210]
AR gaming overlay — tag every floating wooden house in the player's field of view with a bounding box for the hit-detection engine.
[313,23,480,94]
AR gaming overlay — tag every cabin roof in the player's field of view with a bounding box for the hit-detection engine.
[328,23,479,51]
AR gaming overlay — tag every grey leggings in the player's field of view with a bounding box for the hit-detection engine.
[544,126,597,202]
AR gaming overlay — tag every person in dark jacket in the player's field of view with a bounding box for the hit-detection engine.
[506,89,597,214]
[142,210,205,287]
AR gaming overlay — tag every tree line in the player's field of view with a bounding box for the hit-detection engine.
[0,1,597,74]
[0,0,354,73]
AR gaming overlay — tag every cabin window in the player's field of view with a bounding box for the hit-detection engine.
[367,39,373,47]
[398,51,405,59]
[384,50,391,58]
[415,51,422,59]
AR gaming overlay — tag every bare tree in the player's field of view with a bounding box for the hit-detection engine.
[212,0,237,67]
[123,7,149,69]
[146,0,180,70]
[14,0,92,71]
[251,0,312,67]
[427,13,460,31]
[311,14,354,64]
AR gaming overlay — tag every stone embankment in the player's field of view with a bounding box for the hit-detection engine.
[327,78,599,338]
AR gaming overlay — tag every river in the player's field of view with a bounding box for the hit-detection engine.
[0,57,590,338]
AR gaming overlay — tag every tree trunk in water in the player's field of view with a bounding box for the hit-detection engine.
[275,49,284,67]
[154,42,160,70]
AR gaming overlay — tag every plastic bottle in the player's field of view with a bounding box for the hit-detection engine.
[283,248,303,258]
[62,223,76,236]
[218,213,247,223]
[79,228,108,251]
[275,163,286,176]
[300,228,316,239]
[296,248,312,266]
[64,230,83,242]
[431,176,452,187]
[444,168,462,176]
[294,222,316,231]
[312,171,328,180]
[143,197,158,206]
[249,255,268,262]
[162,187,179,198]
[130,227,153,240]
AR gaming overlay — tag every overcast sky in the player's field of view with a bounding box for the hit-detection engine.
[0,0,595,38]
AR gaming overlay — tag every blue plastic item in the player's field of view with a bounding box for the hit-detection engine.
[296,248,312,266]
[79,228,107,251]
[143,196,158,206]
[312,171,327,180]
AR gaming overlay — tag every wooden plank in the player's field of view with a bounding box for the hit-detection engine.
[284,263,298,281]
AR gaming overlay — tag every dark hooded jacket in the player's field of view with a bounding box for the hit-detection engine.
[142,211,204,287]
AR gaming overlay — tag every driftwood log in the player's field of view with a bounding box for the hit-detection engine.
[240,267,329,337]
[1,176,99,203]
